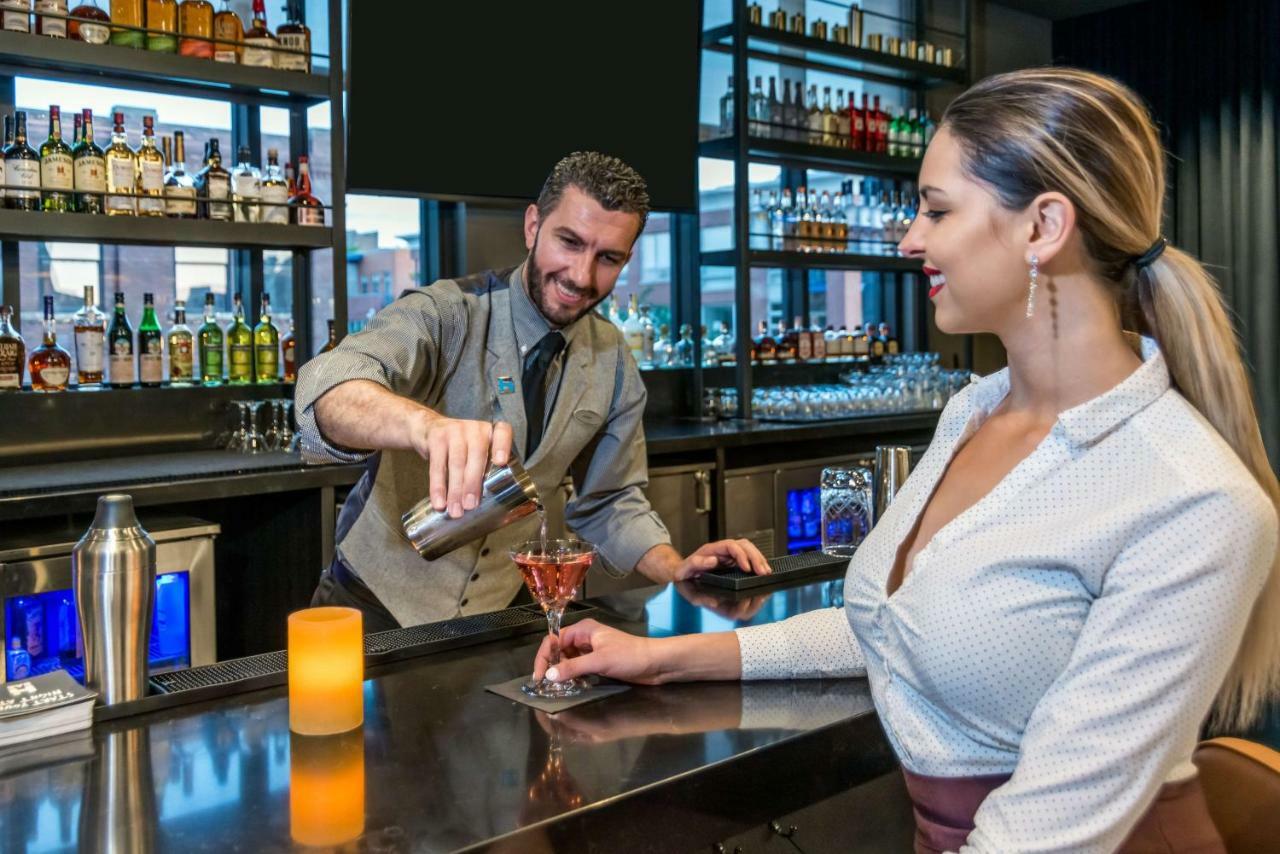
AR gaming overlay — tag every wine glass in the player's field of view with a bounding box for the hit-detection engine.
[226,401,249,452]
[242,400,267,454]
[512,538,597,699]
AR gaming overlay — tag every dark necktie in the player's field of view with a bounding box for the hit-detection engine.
[522,331,566,457]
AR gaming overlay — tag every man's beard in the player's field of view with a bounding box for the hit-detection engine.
[526,231,604,327]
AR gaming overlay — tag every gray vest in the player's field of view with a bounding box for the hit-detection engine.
[337,269,623,626]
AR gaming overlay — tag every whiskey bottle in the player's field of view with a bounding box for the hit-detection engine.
[753,320,777,364]
[40,105,75,212]
[0,114,8,209]
[163,130,196,217]
[145,0,176,51]
[72,285,106,385]
[104,111,137,215]
[211,0,241,62]
[319,318,337,352]
[108,291,135,387]
[137,292,164,386]
[253,293,278,382]
[0,305,25,390]
[821,86,837,147]
[810,320,827,362]
[276,0,310,72]
[259,146,288,224]
[231,144,260,223]
[109,0,143,48]
[177,0,212,56]
[73,108,106,214]
[622,293,644,364]
[5,111,41,211]
[35,0,67,38]
[195,137,231,220]
[805,85,822,146]
[288,154,323,225]
[866,321,885,359]
[136,115,165,216]
[241,0,277,67]
[226,292,253,384]
[794,316,813,361]
[849,92,863,152]
[878,322,899,355]
[28,296,71,392]
[774,319,797,363]
[280,315,296,381]
[167,299,194,385]
[69,1,110,43]
[197,292,223,385]
[2,0,30,32]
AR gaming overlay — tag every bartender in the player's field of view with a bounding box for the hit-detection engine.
[295,151,770,630]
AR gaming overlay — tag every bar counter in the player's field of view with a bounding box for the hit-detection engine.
[0,574,915,853]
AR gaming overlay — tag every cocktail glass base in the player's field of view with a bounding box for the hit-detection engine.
[522,676,588,700]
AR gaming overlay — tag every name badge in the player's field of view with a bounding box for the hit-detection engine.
[497,376,516,394]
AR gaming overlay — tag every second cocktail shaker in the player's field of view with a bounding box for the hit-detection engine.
[874,445,913,521]
[401,457,541,561]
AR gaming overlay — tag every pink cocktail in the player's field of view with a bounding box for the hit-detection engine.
[512,538,596,699]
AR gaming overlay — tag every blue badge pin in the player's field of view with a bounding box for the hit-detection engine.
[497,376,516,394]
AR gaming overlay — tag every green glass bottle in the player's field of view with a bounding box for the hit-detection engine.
[39,105,74,212]
[137,292,164,387]
[226,293,253,385]
[198,292,224,386]
[108,291,135,388]
[253,293,279,383]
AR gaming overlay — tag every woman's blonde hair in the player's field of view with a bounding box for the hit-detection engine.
[943,67,1280,730]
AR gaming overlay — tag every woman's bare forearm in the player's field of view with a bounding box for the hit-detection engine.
[653,630,742,682]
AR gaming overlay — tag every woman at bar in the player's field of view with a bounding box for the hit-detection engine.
[532,68,1280,852]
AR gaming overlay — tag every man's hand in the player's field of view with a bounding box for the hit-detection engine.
[408,413,514,519]
[675,581,771,621]
[672,538,772,581]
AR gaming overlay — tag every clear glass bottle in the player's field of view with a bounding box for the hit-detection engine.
[259,146,288,224]
[211,0,240,62]
[137,291,164,386]
[673,324,695,367]
[167,299,194,385]
[638,304,655,368]
[652,323,671,368]
[226,292,252,384]
[805,85,822,146]
[177,0,212,56]
[104,111,137,215]
[108,290,134,387]
[163,129,196,217]
[195,137,231,220]
[231,144,261,223]
[288,154,323,225]
[240,0,276,66]
[718,75,733,137]
[253,293,278,382]
[28,295,71,392]
[136,114,165,216]
[0,304,26,390]
[109,0,142,47]
[73,285,106,385]
[821,86,837,147]
[40,105,74,212]
[197,292,223,385]
[73,108,106,214]
[276,0,310,72]
[835,88,850,147]
[5,111,41,211]
[145,0,176,51]
[622,293,644,364]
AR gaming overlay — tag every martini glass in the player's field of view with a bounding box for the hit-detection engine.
[512,538,597,699]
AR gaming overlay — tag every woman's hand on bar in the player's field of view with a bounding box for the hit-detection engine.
[532,619,743,685]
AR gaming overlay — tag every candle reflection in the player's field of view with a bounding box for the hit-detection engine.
[290,727,365,847]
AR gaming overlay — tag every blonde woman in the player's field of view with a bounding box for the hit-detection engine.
[532,68,1280,853]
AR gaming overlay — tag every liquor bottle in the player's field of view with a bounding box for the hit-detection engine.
[283,159,295,195]
[638,304,655,367]
[5,111,41,212]
[753,320,777,364]
[622,293,644,364]
[145,0,176,50]
[253,292,278,382]
[652,323,671,368]
[231,144,260,223]
[167,299,194,384]
[2,0,30,32]
[211,0,240,62]
[673,324,694,367]
[35,0,67,37]
[0,114,7,209]
[748,75,764,138]
[109,0,142,47]
[163,129,196,217]
[104,111,137,215]
[874,95,889,154]
[0,305,25,390]
[69,0,110,42]
[821,86,837,147]
[280,315,296,381]
[177,0,212,57]
[276,0,310,72]
[794,316,813,361]
[226,293,252,384]
[240,0,275,66]
[108,291,134,387]
[766,77,782,140]
[72,285,106,385]
[849,92,863,152]
[795,185,813,252]
[195,137,231,220]
[878,322,899,355]
[858,93,872,152]
[718,76,733,136]
[39,105,74,212]
[72,110,82,152]
[73,108,106,214]
[866,321,885,359]
[774,319,797,363]
[259,146,288,224]
[319,318,336,352]
[288,154,323,225]
[781,79,798,142]
[137,292,163,386]
[809,320,827,362]
[805,85,822,146]
[835,88,851,148]
[197,292,222,384]
[887,107,901,157]
[136,114,165,216]
[29,296,71,392]
[700,325,717,367]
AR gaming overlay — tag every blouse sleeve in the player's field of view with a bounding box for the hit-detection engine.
[960,485,1278,853]
[735,606,867,680]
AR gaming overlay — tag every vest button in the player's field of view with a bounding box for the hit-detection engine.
[480,548,490,557]
[460,598,469,607]
[471,573,480,582]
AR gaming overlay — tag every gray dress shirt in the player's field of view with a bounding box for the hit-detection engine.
[294,265,671,626]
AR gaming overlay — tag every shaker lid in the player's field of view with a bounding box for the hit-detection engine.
[91,494,141,531]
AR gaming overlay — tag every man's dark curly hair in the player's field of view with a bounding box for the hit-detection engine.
[536,151,650,238]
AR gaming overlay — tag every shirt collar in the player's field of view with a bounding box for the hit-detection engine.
[507,264,583,359]
[964,335,1171,448]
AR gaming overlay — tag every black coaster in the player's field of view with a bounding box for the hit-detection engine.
[485,674,630,714]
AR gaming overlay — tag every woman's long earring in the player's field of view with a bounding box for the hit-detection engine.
[1026,254,1039,319]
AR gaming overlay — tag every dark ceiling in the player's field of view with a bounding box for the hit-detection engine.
[991,0,1148,20]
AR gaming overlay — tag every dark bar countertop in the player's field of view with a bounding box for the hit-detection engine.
[0,575,911,852]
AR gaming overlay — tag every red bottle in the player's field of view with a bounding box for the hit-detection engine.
[873,95,889,154]
[849,92,863,152]
[859,93,872,152]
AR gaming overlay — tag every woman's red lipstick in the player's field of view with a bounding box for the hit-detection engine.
[924,265,945,298]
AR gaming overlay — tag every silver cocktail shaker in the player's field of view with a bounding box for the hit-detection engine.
[72,494,156,705]
[874,445,913,521]
[401,457,540,561]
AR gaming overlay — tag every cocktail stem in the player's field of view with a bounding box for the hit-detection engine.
[545,606,565,671]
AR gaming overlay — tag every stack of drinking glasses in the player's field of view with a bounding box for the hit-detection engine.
[225,398,297,453]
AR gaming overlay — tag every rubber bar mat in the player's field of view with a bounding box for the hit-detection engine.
[694,550,850,590]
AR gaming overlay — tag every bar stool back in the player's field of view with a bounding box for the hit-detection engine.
[1193,736,1280,853]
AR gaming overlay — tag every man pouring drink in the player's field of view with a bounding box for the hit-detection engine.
[295,151,770,632]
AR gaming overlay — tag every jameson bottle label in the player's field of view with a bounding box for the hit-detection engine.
[139,160,164,194]
[110,340,135,384]
[75,328,104,374]
[41,151,73,190]
[171,339,193,379]
[0,340,20,387]
[165,186,196,217]
[255,342,278,378]
[260,184,288,224]
[229,342,252,373]
[107,158,135,212]
[9,160,39,202]
[75,155,106,191]
[140,339,163,383]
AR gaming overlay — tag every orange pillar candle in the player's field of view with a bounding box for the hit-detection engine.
[287,606,363,735]
[290,728,365,847]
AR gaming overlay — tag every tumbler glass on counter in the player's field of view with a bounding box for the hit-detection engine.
[820,467,874,557]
